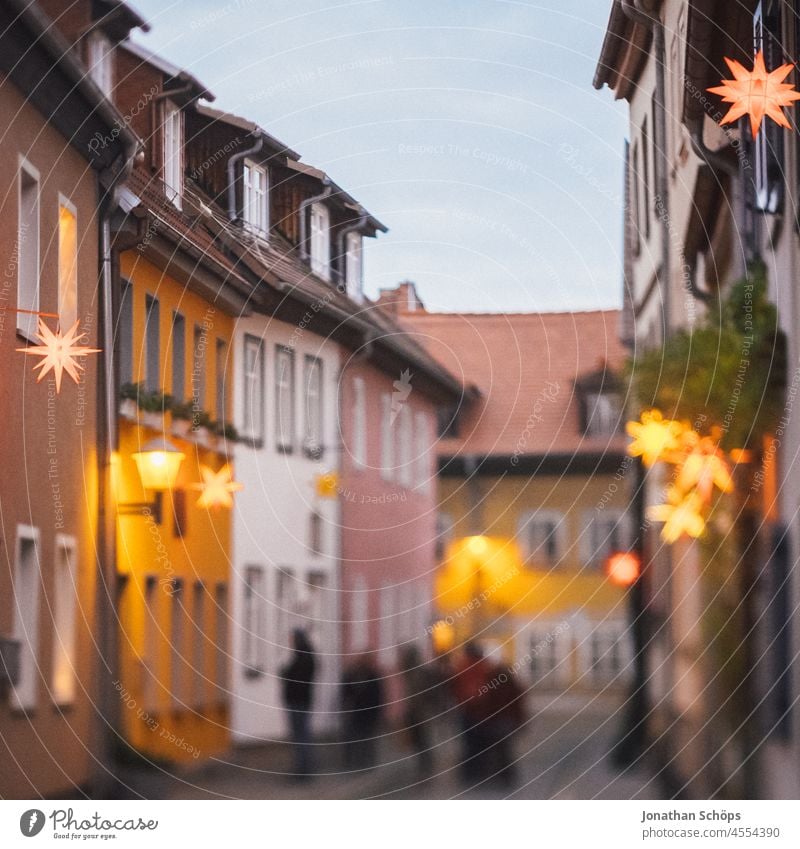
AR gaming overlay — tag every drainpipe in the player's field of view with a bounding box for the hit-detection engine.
[621,0,671,339]
[334,206,369,292]
[226,133,263,222]
[299,178,332,263]
[95,142,139,798]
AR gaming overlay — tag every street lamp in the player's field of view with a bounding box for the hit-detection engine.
[119,438,185,523]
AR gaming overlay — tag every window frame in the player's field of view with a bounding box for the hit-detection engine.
[171,311,186,403]
[309,201,331,280]
[162,100,183,210]
[57,194,78,330]
[303,354,324,460]
[51,534,78,707]
[144,294,160,394]
[518,510,567,567]
[16,157,40,342]
[11,524,41,712]
[241,334,265,444]
[275,345,295,453]
[345,231,363,300]
[242,159,269,235]
[86,29,114,96]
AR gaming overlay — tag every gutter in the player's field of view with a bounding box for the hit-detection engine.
[298,178,332,263]
[621,0,671,338]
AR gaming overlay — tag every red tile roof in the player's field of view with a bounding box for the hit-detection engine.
[397,309,628,457]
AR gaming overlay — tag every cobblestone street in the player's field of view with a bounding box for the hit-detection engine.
[116,694,665,801]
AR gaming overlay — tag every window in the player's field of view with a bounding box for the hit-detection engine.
[352,377,367,468]
[276,568,297,663]
[397,404,413,487]
[193,324,206,410]
[529,626,562,682]
[215,338,227,422]
[309,512,323,556]
[381,392,394,480]
[584,392,621,438]
[52,535,78,706]
[171,312,185,402]
[754,1,785,213]
[58,198,78,329]
[435,512,455,560]
[414,410,429,490]
[86,30,114,95]
[191,582,206,708]
[242,566,267,674]
[214,583,228,704]
[378,581,396,664]
[144,295,160,394]
[275,346,295,452]
[630,143,641,256]
[351,575,369,653]
[345,232,363,301]
[17,160,40,341]
[640,117,651,240]
[162,101,183,209]
[303,355,323,459]
[170,580,185,707]
[518,511,565,566]
[588,625,628,683]
[11,526,40,711]
[142,576,159,713]
[242,334,264,442]
[581,509,631,569]
[305,572,328,644]
[118,279,133,386]
[309,202,330,280]
[242,160,268,234]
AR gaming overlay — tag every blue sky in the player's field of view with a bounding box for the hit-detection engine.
[132,0,627,313]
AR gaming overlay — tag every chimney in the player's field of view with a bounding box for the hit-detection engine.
[375,281,425,318]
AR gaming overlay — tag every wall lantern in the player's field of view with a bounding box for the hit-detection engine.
[119,438,185,523]
[605,551,641,589]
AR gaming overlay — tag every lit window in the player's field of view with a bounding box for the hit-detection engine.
[17,160,40,341]
[86,30,114,96]
[275,346,295,452]
[310,202,330,280]
[11,526,40,711]
[58,199,78,329]
[242,334,264,442]
[52,536,78,706]
[352,377,367,468]
[162,101,183,209]
[345,232,362,300]
[303,355,323,459]
[242,161,269,234]
[243,566,267,675]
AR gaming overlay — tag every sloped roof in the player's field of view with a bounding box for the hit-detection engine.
[397,309,628,458]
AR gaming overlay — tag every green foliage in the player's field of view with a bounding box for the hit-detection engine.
[627,264,786,450]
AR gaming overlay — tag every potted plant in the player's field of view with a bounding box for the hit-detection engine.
[213,420,240,450]
[119,382,141,420]
[170,399,194,438]
[138,389,171,431]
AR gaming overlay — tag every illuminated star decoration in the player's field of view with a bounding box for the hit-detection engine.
[191,463,243,509]
[315,471,339,499]
[708,50,800,138]
[626,409,684,467]
[16,318,101,393]
[647,488,707,545]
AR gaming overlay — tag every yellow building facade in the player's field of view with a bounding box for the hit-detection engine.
[114,251,236,763]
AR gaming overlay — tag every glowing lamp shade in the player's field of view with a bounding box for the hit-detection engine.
[431,620,455,654]
[605,551,641,588]
[133,438,185,491]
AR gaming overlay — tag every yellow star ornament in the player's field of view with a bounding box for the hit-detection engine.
[708,50,800,138]
[191,463,243,509]
[647,488,707,544]
[626,409,684,467]
[16,318,101,393]
[675,444,734,502]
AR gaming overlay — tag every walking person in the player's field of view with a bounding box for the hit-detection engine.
[279,628,317,781]
[451,641,492,782]
[398,643,436,778]
[482,660,526,788]
[340,652,385,770]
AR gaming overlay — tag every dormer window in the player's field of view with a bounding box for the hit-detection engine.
[162,101,183,210]
[309,202,330,280]
[242,160,269,235]
[345,232,363,301]
[584,391,621,438]
[86,30,114,96]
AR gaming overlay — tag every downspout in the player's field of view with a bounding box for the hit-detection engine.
[335,206,369,292]
[95,140,139,798]
[622,0,671,338]
[226,133,263,222]
[299,178,332,263]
